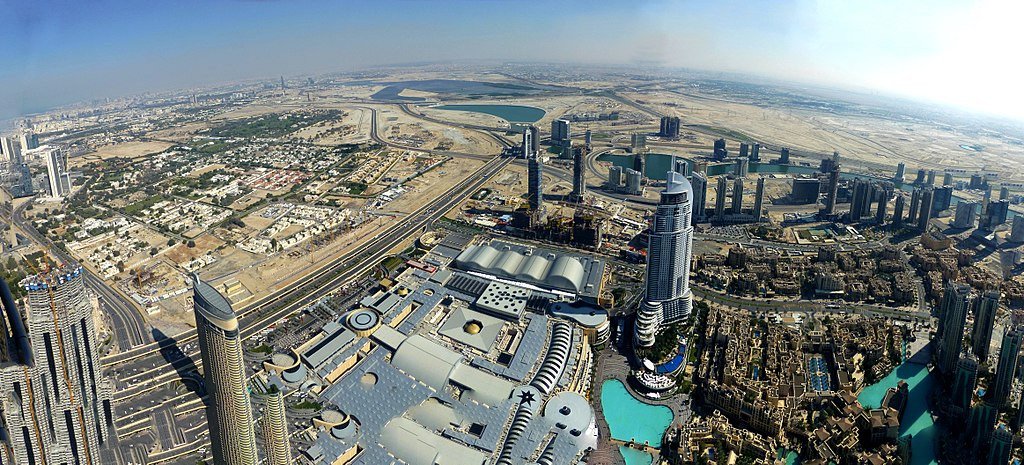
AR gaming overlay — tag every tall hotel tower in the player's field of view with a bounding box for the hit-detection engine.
[0,267,114,465]
[192,275,258,465]
[635,171,695,347]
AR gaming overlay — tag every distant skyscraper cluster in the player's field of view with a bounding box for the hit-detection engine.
[0,267,114,465]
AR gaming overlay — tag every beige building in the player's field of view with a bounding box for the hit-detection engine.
[193,275,258,465]
[260,386,292,465]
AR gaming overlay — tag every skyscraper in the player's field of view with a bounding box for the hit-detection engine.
[943,172,954,186]
[951,354,979,418]
[751,143,761,162]
[875,187,889,223]
[914,169,927,185]
[731,177,744,214]
[908,188,922,226]
[715,176,727,222]
[713,138,727,160]
[20,132,39,151]
[753,177,765,222]
[0,136,20,165]
[894,162,906,183]
[778,146,788,164]
[932,186,953,214]
[999,186,1009,201]
[937,283,973,376]
[850,179,870,222]
[624,169,643,196]
[917,187,934,230]
[1012,215,1024,242]
[528,125,540,156]
[990,325,1022,408]
[739,142,749,158]
[954,202,978,229]
[551,119,571,147]
[584,129,592,149]
[46,148,72,199]
[927,170,936,186]
[571,146,586,203]
[635,172,694,347]
[608,166,623,188]
[982,199,1009,231]
[260,386,292,465]
[522,127,534,158]
[691,172,707,224]
[630,133,646,152]
[0,267,115,465]
[971,290,999,361]
[527,149,543,212]
[966,402,999,450]
[735,158,749,177]
[893,194,906,227]
[192,275,259,465]
[987,424,1013,465]
[823,165,840,215]
[659,116,680,138]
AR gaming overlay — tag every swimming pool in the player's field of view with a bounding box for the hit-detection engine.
[600,379,674,448]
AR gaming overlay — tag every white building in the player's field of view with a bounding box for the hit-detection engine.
[45,147,72,199]
[636,171,695,347]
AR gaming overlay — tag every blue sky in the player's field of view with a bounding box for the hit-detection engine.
[1,0,1021,121]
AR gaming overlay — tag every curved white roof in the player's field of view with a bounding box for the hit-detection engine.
[454,244,586,292]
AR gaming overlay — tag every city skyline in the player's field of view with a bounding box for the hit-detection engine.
[2,0,1024,123]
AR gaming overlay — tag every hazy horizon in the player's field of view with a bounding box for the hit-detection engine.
[2,0,1021,123]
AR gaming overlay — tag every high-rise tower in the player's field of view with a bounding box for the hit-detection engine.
[937,283,973,376]
[527,148,544,213]
[571,146,586,203]
[753,177,765,222]
[260,386,291,465]
[193,275,259,465]
[731,177,744,215]
[46,148,72,199]
[0,267,114,465]
[715,176,727,222]
[691,172,707,224]
[971,290,999,361]
[951,353,978,418]
[990,325,1022,408]
[635,172,694,347]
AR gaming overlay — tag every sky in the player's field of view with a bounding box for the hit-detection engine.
[1,0,1022,121]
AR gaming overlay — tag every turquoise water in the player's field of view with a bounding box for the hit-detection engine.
[433,104,545,123]
[619,446,654,465]
[857,362,938,465]
[776,449,799,465]
[600,379,673,448]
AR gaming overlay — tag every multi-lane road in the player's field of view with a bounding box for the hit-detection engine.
[9,200,149,350]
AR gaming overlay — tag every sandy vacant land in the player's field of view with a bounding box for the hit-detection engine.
[74,141,174,167]
[387,156,485,214]
[376,106,503,155]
